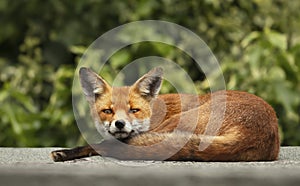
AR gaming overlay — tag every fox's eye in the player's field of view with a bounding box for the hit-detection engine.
[102,109,113,114]
[129,108,140,114]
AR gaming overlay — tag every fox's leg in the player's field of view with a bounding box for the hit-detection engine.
[50,132,195,162]
[86,132,244,161]
[51,145,99,162]
[121,131,277,161]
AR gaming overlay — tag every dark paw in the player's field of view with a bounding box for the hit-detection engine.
[50,150,68,162]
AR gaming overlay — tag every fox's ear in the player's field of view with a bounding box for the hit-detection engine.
[79,67,110,100]
[132,67,163,100]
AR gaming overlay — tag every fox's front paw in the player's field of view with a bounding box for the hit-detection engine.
[50,150,68,162]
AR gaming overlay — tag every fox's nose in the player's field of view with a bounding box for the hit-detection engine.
[115,120,125,129]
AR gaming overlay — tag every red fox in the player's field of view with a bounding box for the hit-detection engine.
[51,67,279,162]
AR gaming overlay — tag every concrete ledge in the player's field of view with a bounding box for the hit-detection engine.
[1,147,300,186]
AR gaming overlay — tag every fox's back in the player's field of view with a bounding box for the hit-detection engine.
[152,90,277,131]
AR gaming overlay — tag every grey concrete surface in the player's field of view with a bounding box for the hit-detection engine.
[0,147,300,186]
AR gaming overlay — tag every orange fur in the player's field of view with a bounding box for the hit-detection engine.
[51,68,279,162]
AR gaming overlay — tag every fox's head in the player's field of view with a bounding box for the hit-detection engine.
[79,67,163,140]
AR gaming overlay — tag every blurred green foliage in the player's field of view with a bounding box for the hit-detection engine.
[0,0,299,147]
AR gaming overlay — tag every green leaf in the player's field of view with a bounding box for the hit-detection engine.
[265,29,287,50]
[241,31,260,48]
